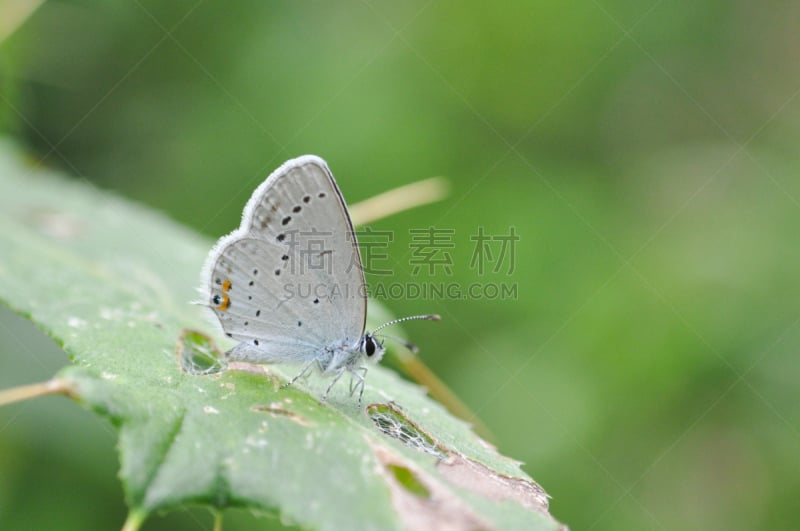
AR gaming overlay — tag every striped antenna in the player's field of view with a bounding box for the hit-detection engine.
[371,314,441,335]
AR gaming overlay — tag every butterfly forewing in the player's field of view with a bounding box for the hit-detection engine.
[202,156,367,362]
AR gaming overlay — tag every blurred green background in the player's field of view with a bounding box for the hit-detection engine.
[2,1,799,529]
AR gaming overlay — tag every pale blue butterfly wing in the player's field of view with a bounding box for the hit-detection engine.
[201,156,366,365]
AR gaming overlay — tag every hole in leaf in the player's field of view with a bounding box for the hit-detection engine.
[367,402,446,459]
[387,464,430,498]
[175,329,226,375]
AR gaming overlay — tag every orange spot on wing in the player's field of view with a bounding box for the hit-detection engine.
[217,294,230,311]
[222,279,232,292]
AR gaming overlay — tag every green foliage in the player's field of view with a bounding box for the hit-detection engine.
[0,143,561,530]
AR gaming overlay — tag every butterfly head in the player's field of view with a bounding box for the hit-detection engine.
[360,333,386,363]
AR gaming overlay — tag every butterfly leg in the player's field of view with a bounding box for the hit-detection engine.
[348,366,368,407]
[321,367,347,402]
[348,366,368,395]
[282,358,317,389]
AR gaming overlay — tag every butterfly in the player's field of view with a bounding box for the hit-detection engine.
[201,155,438,404]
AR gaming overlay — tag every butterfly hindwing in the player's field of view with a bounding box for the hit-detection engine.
[201,156,367,362]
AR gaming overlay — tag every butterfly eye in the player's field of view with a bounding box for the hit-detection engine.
[365,336,376,357]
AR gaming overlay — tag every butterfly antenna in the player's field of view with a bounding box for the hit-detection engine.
[371,314,441,335]
[373,333,420,354]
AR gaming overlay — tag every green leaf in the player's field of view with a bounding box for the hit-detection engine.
[0,140,564,530]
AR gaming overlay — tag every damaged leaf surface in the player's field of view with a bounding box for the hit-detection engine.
[0,142,564,530]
